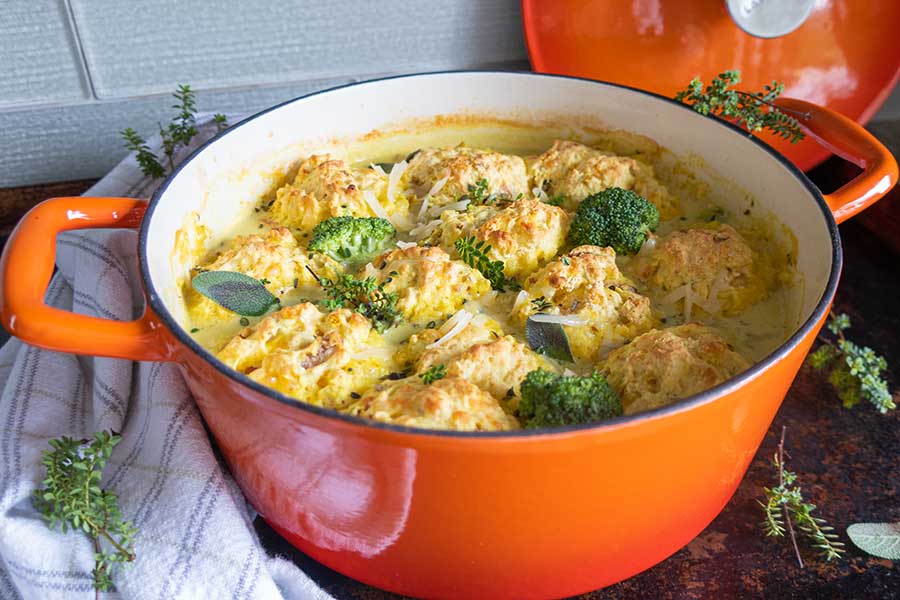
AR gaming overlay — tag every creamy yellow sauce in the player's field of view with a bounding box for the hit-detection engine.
[181,122,799,428]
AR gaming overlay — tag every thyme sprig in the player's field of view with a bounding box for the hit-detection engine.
[760,426,845,567]
[455,236,518,292]
[307,267,400,333]
[807,312,895,413]
[33,431,137,594]
[675,70,807,143]
[120,84,228,179]
[419,364,447,384]
[461,178,511,207]
[530,296,552,312]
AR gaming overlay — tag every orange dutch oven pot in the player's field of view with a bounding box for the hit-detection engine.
[0,73,896,599]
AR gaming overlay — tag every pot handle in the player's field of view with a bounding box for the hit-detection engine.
[0,197,174,362]
[776,97,898,224]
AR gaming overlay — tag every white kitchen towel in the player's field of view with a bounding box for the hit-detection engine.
[0,115,333,600]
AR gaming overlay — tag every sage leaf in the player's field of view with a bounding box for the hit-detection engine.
[526,317,575,363]
[847,522,900,559]
[192,270,278,316]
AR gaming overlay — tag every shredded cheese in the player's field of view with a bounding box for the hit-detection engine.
[529,314,588,327]
[417,174,449,220]
[416,196,430,221]
[409,218,442,240]
[637,235,657,256]
[511,290,529,315]
[436,199,470,215]
[426,309,474,349]
[532,186,549,202]
[387,159,408,204]
[363,190,390,221]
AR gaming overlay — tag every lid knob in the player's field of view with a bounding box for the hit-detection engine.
[726,0,815,38]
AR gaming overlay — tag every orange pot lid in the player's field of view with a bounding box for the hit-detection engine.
[522,0,900,171]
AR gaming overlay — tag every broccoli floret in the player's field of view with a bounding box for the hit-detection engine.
[517,369,622,428]
[308,216,395,263]
[567,187,660,255]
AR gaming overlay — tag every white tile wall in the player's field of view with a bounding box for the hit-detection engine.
[0,0,89,108]
[69,0,527,98]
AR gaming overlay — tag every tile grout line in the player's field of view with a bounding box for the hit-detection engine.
[0,59,532,115]
[60,0,98,100]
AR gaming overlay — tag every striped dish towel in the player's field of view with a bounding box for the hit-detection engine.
[0,115,333,600]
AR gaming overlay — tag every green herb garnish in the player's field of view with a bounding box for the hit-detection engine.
[461,178,510,207]
[530,296,552,312]
[847,522,900,559]
[310,269,400,333]
[760,426,845,567]
[121,128,165,179]
[192,271,279,316]
[420,364,447,384]
[120,84,228,179]
[525,316,574,363]
[675,70,806,143]
[33,431,138,592]
[806,312,895,413]
[454,236,517,292]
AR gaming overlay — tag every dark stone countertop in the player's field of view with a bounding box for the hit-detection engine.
[2,159,898,600]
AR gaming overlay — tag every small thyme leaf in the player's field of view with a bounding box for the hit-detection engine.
[192,271,278,316]
[33,431,137,591]
[530,296,552,312]
[212,113,228,133]
[460,177,511,207]
[454,236,518,292]
[675,70,806,143]
[846,522,900,559]
[760,426,845,567]
[420,364,447,384]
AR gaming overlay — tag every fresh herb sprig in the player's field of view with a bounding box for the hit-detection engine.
[33,431,137,594]
[454,236,518,292]
[461,178,511,207]
[847,521,900,559]
[806,312,895,413]
[308,268,400,333]
[121,129,165,179]
[675,70,806,143]
[120,84,228,179]
[191,270,279,316]
[420,364,447,384]
[530,296,552,312]
[760,426,845,567]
